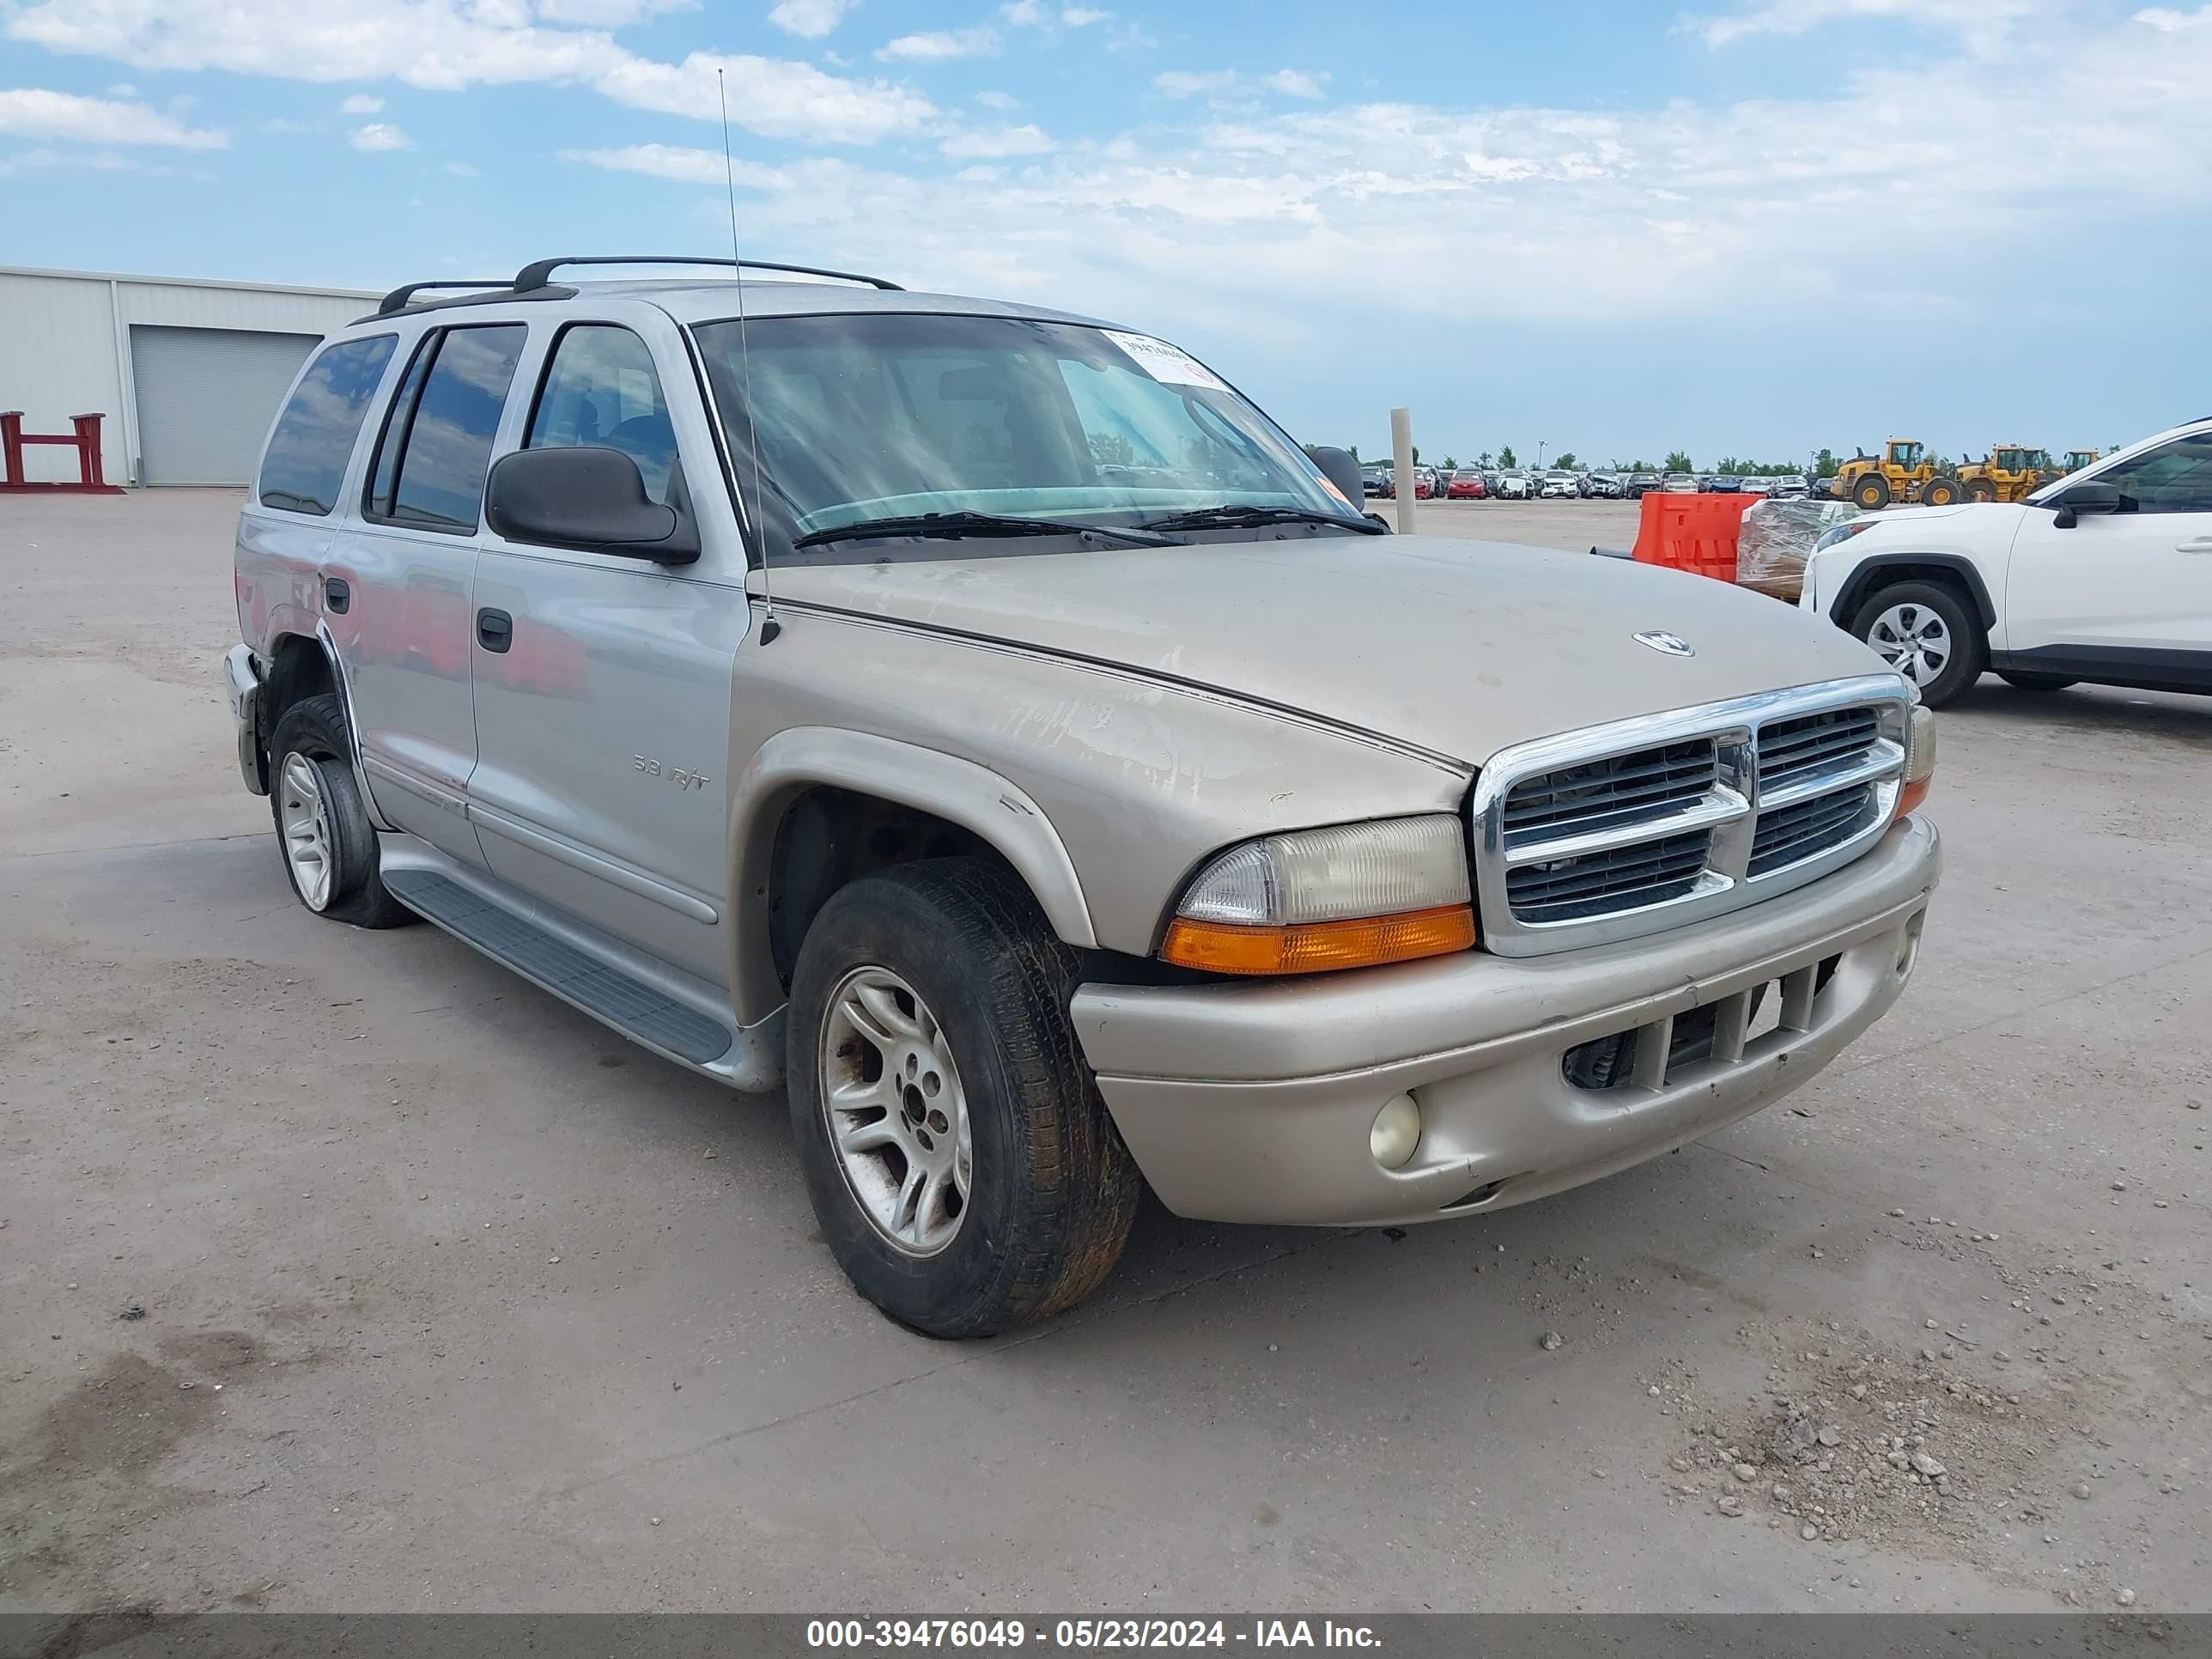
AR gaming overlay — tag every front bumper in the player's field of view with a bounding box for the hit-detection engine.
[1072,815,1940,1226]
[222,644,266,796]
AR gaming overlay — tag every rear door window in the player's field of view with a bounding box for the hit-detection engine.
[365,324,527,533]
[257,335,397,515]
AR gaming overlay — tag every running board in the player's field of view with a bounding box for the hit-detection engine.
[380,862,770,1082]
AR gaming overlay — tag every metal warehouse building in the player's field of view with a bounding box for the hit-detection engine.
[0,265,377,488]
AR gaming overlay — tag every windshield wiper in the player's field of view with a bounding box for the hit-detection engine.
[1134,504,1385,535]
[793,511,1181,550]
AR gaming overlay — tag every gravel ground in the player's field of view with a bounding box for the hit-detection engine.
[2,489,2207,1614]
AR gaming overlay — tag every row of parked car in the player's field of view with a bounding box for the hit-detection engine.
[1359,465,1821,502]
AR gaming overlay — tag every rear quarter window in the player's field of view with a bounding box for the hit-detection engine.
[258,335,398,515]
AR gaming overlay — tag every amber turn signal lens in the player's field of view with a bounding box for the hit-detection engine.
[1896,775,1932,818]
[1160,904,1477,976]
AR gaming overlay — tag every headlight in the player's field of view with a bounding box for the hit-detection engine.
[1814,519,1881,555]
[1159,815,1475,976]
[1896,705,1936,818]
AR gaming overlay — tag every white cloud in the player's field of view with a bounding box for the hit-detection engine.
[975,88,1019,110]
[599,51,937,142]
[259,115,307,132]
[1261,69,1328,99]
[339,93,383,113]
[3,1,938,144]
[106,80,136,95]
[561,142,795,189]
[536,0,693,21]
[1061,7,1110,23]
[2135,3,2212,25]
[0,86,225,146]
[1684,0,2053,46]
[1000,0,1045,21]
[767,0,859,39]
[939,122,1054,157]
[876,27,1000,61]
[444,159,478,175]
[1152,69,1237,97]
[0,143,137,173]
[349,120,412,149]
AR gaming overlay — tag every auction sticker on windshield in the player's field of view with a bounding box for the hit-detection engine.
[1103,331,1229,392]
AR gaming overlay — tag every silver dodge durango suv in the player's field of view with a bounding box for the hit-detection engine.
[224,255,1941,1337]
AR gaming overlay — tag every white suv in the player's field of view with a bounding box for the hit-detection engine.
[1801,417,2212,707]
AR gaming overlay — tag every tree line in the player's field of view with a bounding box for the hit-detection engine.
[1346,446,1851,478]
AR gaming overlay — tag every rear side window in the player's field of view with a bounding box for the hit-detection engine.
[526,325,676,504]
[258,335,397,515]
[365,324,526,533]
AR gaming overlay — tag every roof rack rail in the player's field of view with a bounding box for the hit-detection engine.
[511,256,903,294]
[376,279,515,317]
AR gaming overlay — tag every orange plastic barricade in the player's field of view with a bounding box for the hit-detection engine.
[1630,491,1757,584]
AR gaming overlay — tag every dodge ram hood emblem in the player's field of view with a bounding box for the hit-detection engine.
[1633,630,1696,657]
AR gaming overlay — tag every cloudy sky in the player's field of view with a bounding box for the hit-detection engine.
[3,0,2209,465]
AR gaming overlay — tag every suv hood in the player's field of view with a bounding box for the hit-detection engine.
[771,536,1894,768]
[1852,502,1984,529]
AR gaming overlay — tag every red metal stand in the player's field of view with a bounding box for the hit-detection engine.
[0,411,125,495]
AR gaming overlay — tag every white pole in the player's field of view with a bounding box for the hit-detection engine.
[1391,407,1416,535]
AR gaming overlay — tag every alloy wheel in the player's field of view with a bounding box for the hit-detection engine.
[818,965,972,1257]
[277,751,336,910]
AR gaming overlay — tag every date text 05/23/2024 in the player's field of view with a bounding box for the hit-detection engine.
[805,1620,1383,1650]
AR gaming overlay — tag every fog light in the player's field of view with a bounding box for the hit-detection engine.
[1370,1092,1422,1170]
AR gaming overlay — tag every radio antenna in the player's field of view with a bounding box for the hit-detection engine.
[719,67,780,644]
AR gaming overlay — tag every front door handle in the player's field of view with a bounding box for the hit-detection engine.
[477,607,513,653]
[2177,538,2212,555]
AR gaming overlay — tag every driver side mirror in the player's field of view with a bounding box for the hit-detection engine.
[485,447,700,563]
[2050,478,2125,530]
[1304,446,1368,513]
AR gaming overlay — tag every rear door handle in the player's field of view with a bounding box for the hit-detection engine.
[324,576,350,614]
[477,607,513,653]
[2178,538,2212,554]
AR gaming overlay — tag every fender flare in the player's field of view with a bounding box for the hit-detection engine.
[727,728,1098,1017]
[1828,552,1998,633]
[258,623,397,834]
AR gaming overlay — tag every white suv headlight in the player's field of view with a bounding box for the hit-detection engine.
[1161,816,1474,975]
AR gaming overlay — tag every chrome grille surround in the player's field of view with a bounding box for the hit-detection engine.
[1470,674,1911,957]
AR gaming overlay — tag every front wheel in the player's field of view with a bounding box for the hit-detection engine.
[1852,473,1893,511]
[1921,475,1963,507]
[786,860,1141,1339]
[1852,580,1986,708]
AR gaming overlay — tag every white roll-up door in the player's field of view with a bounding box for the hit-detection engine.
[130,325,322,486]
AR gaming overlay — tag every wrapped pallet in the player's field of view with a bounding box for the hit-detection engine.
[1736,497,1861,602]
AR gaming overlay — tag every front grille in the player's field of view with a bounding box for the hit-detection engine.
[1506,828,1711,923]
[1472,678,1909,955]
[1759,706,1880,787]
[1502,738,1718,846]
[1750,783,1875,877]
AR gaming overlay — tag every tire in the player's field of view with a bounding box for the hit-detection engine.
[1851,580,1986,708]
[1966,478,1996,502]
[1921,475,1963,507]
[1852,473,1893,511]
[265,693,417,928]
[785,859,1141,1339]
[1998,672,2080,692]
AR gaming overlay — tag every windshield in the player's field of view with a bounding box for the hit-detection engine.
[690,312,1364,557]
